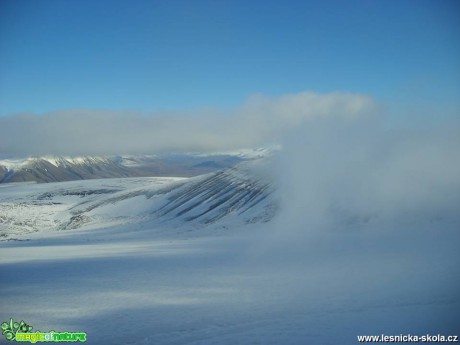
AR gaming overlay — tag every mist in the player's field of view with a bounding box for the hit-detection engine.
[231,116,460,338]
[271,119,460,236]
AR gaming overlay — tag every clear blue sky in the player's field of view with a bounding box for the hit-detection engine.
[0,0,459,116]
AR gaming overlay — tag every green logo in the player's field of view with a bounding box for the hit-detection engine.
[1,319,86,343]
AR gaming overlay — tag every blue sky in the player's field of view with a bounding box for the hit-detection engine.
[0,0,459,117]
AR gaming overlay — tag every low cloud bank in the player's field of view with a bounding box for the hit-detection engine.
[0,91,375,156]
[271,120,460,240]
[239,115,460,337]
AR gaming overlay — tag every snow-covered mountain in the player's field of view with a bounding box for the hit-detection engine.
[0,149,272,184]
[0,156,137,184]
[0,159,276,240]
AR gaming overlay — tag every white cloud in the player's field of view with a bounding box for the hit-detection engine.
[0,91,377,156]
[268,119,460,244]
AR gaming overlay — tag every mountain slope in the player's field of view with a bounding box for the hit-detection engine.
[0,160,276,240]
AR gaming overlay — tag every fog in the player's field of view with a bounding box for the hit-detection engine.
[234,116,460,338]
[271,119,460,237]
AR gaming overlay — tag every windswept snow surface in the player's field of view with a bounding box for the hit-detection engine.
[0,161,459,344]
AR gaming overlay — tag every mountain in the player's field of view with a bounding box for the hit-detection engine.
[0,150,272,184]
[0,157,137,183]
[0,159,276,240]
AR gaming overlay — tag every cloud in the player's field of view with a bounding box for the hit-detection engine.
[244,116,460,336]
[265,118,460,248]
[0,91,376,156]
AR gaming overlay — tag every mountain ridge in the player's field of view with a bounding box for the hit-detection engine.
[0,149,274,184]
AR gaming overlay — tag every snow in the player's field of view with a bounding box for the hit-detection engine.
[39,156,110,167]
[0,176,188,239]
[114,155,159,167]
[0,159,459,344]
[0,157,30,170]
[1,219,458,344]
[0,149,274,172]
[0,156,109,171]
[189,146,280,159]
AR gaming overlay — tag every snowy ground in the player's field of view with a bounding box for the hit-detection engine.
[1,166,459,344]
